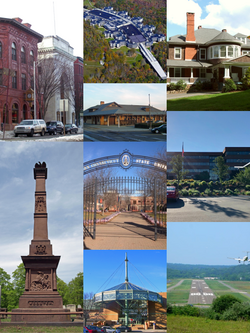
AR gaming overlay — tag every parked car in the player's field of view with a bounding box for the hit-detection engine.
[87,326,105,333]
[167,186,179,201]
[84,327,98,333]
[151,123,166,134]
[102,326,121,333]
[14,119,46,137]
[46,121,64,135]
[116,326,132,332]
[65,123,78,134]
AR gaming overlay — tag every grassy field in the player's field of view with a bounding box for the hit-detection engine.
[168,315,250,333]
[167,279,192,304]
[205,280,231,291]
[84,0,95,9]
[167,279,182,288]
[224,280,250,292]
[0,326,82,333]
[84,61,103,77]
[167,90,250,111]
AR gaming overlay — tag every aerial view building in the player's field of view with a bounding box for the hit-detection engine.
[84,7,166,80]
[167,12,250,89]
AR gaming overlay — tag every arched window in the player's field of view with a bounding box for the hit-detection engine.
[0,42,2,58]
[12,103,18,123]
[12,42,16,61]
[30,50,34,65]
[21,46,26,63]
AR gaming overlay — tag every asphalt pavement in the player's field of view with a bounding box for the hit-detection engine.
[167,196,250,222]
[83,124,166,141]
[188,280,216,305]
[84,212,166,250]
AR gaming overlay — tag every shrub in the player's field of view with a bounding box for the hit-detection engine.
[242,67,250,90]
[180,189,188,196]
[175,79,187,91]
[172,304,200,317]
[225,189,234,196]
[192,190,200,197]
[204,188,212,196]
[246,185,250,190]
[223,79,237,92]
[245,191,250,196]
[169,82,176,91]
[212,295,242,314]
[202,80,213,90]
[221,302,250,321]
[194,80,203,91]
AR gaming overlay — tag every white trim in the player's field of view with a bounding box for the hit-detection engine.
[174,47,182,59]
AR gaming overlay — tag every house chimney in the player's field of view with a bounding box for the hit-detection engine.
[198,25,202,29]
[100,101,105,105]
[186,13,196,42]
[23,23,31,29]
[222,29,227,32]
[13,17,23,23]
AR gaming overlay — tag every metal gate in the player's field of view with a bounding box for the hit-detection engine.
[83,176,166,241]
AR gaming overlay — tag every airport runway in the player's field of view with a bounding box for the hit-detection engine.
[188,279,216,304]
[167,196,250,222]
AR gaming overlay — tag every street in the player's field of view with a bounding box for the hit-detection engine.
[167,196,250,222]
[0,130,83,142]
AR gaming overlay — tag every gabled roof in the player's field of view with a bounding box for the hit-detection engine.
[83,102,165,117]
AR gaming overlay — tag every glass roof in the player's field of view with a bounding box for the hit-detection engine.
[104,282,148,292]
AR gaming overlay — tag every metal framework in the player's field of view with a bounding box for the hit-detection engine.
[84,176,166,241]
[83,150,167,175]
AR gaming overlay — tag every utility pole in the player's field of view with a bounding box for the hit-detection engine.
[148,94,152,130]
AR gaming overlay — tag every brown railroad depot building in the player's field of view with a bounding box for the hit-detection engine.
[83,101,166,126]
[0,17,43,129]
[167,12,250,89]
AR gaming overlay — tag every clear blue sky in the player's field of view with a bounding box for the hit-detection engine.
[0,142,83,283]
[84,84,166,111]
[167,0,250,40]
[168,222,250,266]
[167,111,250,152]
[84,250,166,294]
[84,142,166,177]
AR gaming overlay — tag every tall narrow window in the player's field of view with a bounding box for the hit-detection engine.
[0,42,2,59]
[228,46,233,57]
[30,50,34,65]
[220,46,226,57]
[21,73,26,90]
[12,71,17,89]
[174,47,181,59]
[12,42,16,61]
[0,69,3,85]
[21,46,26,64]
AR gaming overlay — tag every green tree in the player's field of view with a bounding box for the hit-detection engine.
[212,294,241,314]
[234,166,250,186]
[242,66,250,89]
[169,155,189,188]
[213,156,229,183]
[0,267,12,309]
[57,277,69,305]
[67,272,83,307]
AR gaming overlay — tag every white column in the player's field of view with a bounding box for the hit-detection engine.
[167,68,170,78]
[224,66,230,79]
[191,68,193,78]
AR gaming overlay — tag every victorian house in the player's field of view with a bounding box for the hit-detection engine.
[167,13,250,89]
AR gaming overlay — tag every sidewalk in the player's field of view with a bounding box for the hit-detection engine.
[0,127,83,139]
[167,91,221,100]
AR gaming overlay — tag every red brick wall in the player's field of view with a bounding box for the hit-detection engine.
[185,46,197,60]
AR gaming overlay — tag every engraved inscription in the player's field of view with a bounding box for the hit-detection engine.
[35,196,46,212]
[30,271,51,291]
[35,245,47,255]
[28,301,54,307]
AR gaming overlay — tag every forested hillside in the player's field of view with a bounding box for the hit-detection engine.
[168,263,250,281]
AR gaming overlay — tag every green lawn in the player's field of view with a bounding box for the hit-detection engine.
[205,280,231,291]
[168,315,250,333]
[224,281,250,292]
[168,279,192,304]
[167,90,250,111]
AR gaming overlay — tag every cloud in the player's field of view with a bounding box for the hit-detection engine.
[168,0,250,36]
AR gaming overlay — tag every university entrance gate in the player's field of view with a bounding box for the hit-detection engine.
[83,150,167,241]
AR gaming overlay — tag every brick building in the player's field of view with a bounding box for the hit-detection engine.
[167,12,250,89]
[0,17,43,130]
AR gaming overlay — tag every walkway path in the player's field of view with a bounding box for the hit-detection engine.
[84,212,166,250]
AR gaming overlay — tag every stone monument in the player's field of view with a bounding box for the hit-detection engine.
[12,162,70,322]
